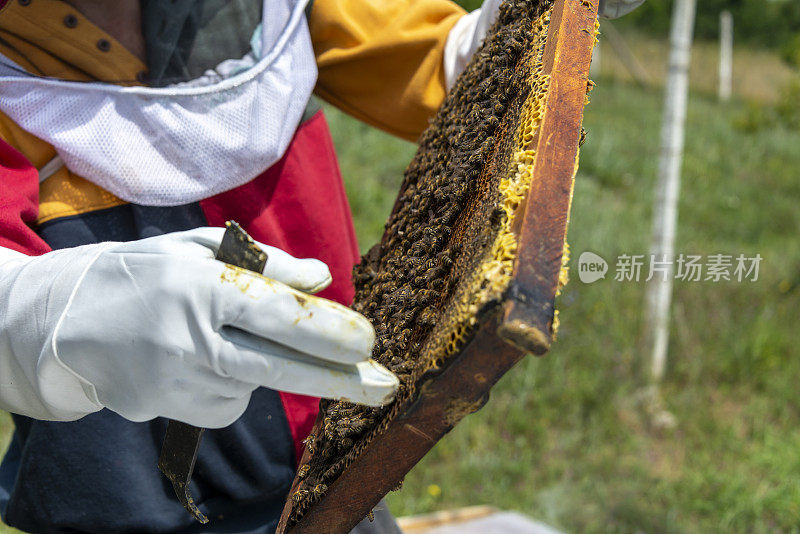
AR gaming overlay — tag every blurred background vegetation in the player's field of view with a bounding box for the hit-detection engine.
[2,1,800,533]
[618,0,800,52]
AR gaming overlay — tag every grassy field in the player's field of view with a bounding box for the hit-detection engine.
[595,27,796,104]
[2,44,799,534]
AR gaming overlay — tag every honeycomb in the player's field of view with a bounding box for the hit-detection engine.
[287,0,556,525]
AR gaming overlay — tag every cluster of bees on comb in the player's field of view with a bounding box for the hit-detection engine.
[287,0,554,525]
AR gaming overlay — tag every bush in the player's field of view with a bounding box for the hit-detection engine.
[733,76,800,133]
[732,101,777,134]
[618,0,800,51]
[780,34,800,69]
[775,76,800,130]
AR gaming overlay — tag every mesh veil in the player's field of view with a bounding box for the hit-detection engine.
[141,0,263,87]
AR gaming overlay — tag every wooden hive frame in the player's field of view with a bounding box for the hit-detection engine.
[277,0,599,531]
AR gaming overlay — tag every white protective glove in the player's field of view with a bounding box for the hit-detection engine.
[0,227,398,428]
[444,0,646,90]
[599,0,645,19]
[443,0,502,92]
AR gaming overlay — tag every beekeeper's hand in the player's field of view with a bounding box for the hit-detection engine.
[0,227,398,428]
[599,0,645,19]
[444,0,646,89]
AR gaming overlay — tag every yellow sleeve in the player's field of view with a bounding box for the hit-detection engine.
[309,0,466,141]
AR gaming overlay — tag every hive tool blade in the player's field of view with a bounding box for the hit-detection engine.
[158,221,268,523]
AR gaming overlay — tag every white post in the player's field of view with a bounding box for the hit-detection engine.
[719,10,733,102]
[643,0,697,385]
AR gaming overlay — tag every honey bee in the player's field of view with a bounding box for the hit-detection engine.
[401,309,417,324]
[436,252,454,269]
[302,434,315,455]
[394,361,416,373]
[418,308,437,327]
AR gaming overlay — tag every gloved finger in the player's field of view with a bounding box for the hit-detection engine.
[213,268,375,365]
[95,359,259,427]
[260,248,331,294]
[185,365,260,400]
[162,227,332,293]
[157,366,258,428]
[216,328,398,407]
[165,392,254,429]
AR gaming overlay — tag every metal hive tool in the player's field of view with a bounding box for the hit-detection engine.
[276,0,600,531]
[158,221,268,524]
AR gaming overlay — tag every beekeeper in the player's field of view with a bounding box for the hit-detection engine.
[0,0,643,532]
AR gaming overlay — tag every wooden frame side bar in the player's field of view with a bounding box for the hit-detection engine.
[499,0,599,354]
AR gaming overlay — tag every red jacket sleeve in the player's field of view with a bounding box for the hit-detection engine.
[0,139,51,255]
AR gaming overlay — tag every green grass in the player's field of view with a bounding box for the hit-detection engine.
[3,75,799,534]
